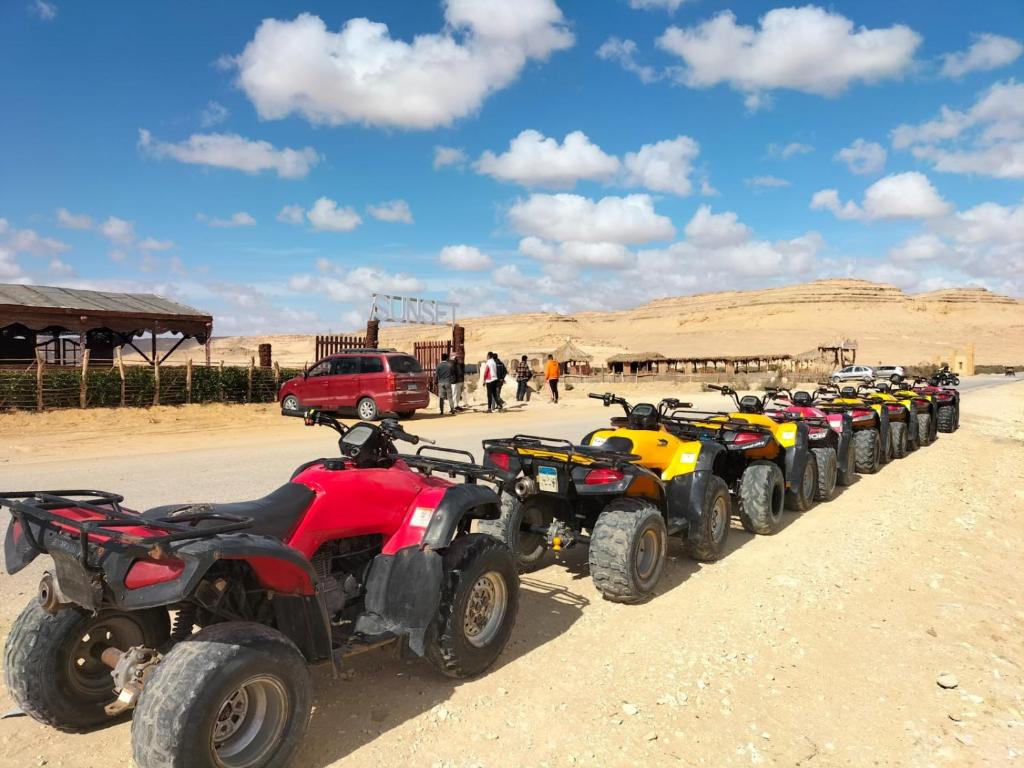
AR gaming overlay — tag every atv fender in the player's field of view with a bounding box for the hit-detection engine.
[356,545,444,656]
[876,406,891,456]
[421,484,500,549]
[783,422,812,492]
[4,518,38,575]
[665,442,726,540]
[835,412,854,470]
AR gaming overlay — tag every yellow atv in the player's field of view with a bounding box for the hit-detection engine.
[862,381,935,452]
[892,378,939,445]
[854,383,914,459]
[813,384,892,474]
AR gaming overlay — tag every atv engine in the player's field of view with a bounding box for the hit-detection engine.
[311,535,382,620]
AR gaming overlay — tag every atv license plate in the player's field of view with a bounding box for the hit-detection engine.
[537,465,559,493]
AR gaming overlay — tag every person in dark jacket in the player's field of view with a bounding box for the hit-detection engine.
[493,354,507,410]
[515,355,533,401]
[435,353,454,415]
[450,353,465,411]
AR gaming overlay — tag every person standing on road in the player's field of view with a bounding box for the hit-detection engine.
[545,354,560,404]
[450,353,465,411]
[483,352,500,412]
[435,352,454,416]
[515,355,532,401]
[493,354,508,410]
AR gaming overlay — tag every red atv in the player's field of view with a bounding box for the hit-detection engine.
[912,376,960,433]
[1,412,517,768]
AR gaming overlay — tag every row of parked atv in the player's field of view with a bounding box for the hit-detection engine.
[0,376,960,768]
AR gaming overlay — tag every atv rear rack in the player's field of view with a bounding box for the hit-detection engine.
[396,447,505,484]
[482,435,640,467]
[0,490,254,566]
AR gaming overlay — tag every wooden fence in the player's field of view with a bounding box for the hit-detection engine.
[413,340,452,394]
[314,334,367,360]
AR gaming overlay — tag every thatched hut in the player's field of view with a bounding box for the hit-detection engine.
[606,351,667,375]
[552,339,593,375]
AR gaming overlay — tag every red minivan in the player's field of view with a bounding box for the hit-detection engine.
[278,350,430,420]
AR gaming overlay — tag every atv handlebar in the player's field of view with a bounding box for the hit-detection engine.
[589,392,632,415]
[380,418,435,446]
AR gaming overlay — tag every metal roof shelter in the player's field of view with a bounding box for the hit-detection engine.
[0,283,213,366]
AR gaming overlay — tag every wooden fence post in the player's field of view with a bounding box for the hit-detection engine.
[35,349,44,411]
[116,348,126,407]
[219,361,225,402]
[247,356,255,402]
[79,348,90,409]
[186,358,193,404]
[273,361,281,386]
[153,358,161,407]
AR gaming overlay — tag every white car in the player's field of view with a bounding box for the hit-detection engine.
[873,364,906,382]
[831,365,874,383]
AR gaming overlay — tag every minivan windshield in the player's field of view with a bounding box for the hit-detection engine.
[387,355,422,373]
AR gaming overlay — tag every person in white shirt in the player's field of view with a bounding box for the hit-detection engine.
[482,352,500,412]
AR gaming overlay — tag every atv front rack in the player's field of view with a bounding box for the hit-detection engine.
[0,490,254,565]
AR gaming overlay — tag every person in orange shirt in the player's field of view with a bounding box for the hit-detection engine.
[544,354,560,403]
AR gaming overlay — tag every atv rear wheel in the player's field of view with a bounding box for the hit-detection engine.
[589,498,668,603]
[737,461,785,534]
[937,404,957,433]
[916,412,933,446]
[132,622,311,768]
[683,475,731,562]
[853,428,881,474]
[811,447,838,501]
[477,494,549,571]
[785,455,818,512]
[425,534,518,678]
[4,600,169,733]
[905,416,920,452]
[890,422,908,459]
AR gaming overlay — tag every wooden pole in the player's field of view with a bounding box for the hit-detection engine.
[79,348,90,409]
[219,361,225,402]
[151,330,157,369]
[116,347,126,407]
[186,358,193,405]
[247,356,255,402]
[35,349,44,411]
[153,355,161,407]
[273,361,281,386]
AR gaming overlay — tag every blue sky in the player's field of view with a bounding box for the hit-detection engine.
[1,0,1022,334]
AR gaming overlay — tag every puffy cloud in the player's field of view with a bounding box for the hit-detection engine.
[138,129,319,179]
[433,146,468,169]
[887,234,951,262]
[200,212,257,228]
[508,193,675,244]
[657,7,920,107]
[100,216,135,245]
[56,208,92,229]
[890,80,1024,179]
[139,237,174,251]
[596,37,662,84]
[200,101,230,128]
[745,175,790,188]
[811,172,951,221]
[48,257,75,277]
[439,245,493,270]
[768,142,814,159]
[367,200,413,224]
[684,206,751,247]
[306,198,362,232]
[519,236,634,268]
[492,263,532,289]
[231,2,573,130]
[835,138,887,175]
[277,204,305,225]
[629,0,685,11]
[3,225,70,256]
[622,136,699,195]
[289,264,423,302]
[476,130,620,188]
[0,248,25,280]
[29,1,56,21]
[940,34,1022,78]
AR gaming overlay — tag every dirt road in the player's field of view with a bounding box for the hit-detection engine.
[0,379,1022,767]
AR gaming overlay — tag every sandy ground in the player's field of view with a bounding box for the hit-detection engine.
[0,378,1022,767]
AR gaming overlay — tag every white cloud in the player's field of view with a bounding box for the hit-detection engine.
[940,34,1023,78]
[0,248,25,280]
[231,1,573,130]
[622,136,699,195]
[699,178,719,197]
[100,216,135,245]
[307,198,362,232]
[492,264,532,289]
[289,264,423,302]
[508,193,675,244]
[277,205,305,225]
[887,234,951,262]
[519,236,635,268]
[56,208,92,229]
[200,101,230,127]
[890,80,1024,179]
[476,130,620,188]
[597,37,662,84]
[139,237,174,251]
[439,244,493,270]
[434,146,469,169]
[367,200,413,224]
[138,129,319,179]
[657,7,920,107]
[811,172,951,221]
[684,205,751,247]
[630,0,685,12]
[29,1,56,21]
[769,141,814,159]
[745,175,790,188]
[835,138,887,175]
[48,257,74,277]
[3,226,70,257]
[201,212,257,228]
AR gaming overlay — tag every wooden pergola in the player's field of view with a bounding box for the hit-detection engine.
[606,352,667,374]
[666,353,794,375]
[552,339,593,375]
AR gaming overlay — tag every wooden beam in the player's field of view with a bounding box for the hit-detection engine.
[158,335,187,366]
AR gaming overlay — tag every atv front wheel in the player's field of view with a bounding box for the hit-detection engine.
[425,534,518,678]
[683,475,731,562]
[936,404,956,433]
[836,444,857,486]
[477,494,549,571]
[853,428,881,474]
[737,461,785,534]
[785,455,818,512]
[132,622,312,768]
[811,447,838,501]
[890,422,908,459]
[4,600,169,733]
[916,412,933,446]
[589,498,668,603]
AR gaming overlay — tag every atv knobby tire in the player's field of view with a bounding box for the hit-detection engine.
[811,447,838,502]
[737,461,785,535]
[425,534,518,678]
[853,428,881,474]
[916,413,933,446]
[477,494,548,571]
[683,475,731,562]
[936,404,957,433]
[836,443,857,487]
[132,622,311,768]
[4,600,169,733]
[785,455,818,512]
[905,416,920,452]
[890,422,908,459]
[589,498,668,603]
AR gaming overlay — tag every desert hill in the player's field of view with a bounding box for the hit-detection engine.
[154,279,1024,367]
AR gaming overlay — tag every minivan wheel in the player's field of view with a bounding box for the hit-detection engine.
[281,395,300,412]
[356,397,379,421]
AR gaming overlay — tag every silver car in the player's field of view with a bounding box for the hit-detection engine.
[830,365,874,383]
[874,364,906,382]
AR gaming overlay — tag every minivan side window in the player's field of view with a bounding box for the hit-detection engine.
[360,356,385,373]
[307,360,331,377]
[331,357,360,375]
[387,355,422,373]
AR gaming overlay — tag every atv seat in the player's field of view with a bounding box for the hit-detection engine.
[143,483,315,541]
